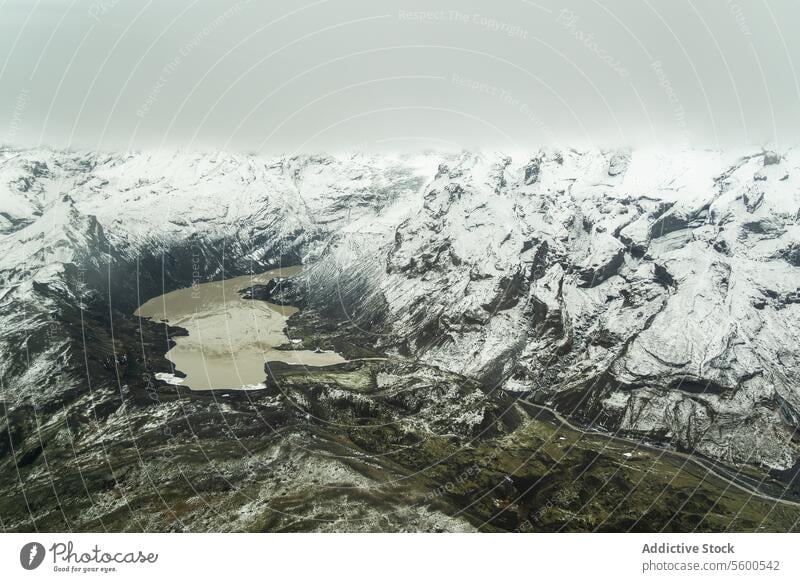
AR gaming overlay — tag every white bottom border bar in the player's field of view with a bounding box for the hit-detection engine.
[0,533,796,581]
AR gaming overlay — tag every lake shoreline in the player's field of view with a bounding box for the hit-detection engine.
[133,265,345,391]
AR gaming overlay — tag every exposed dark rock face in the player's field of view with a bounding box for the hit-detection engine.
[776,242,800,267]
[239,277,294,305]
[652,263,676,288]
[608,149,631,176]
[481,268,527,312]
[648,203,708,239]
[523,155,542,185]
[576,247,625,288]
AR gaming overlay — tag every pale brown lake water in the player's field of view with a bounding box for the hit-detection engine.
[134,266,344,390]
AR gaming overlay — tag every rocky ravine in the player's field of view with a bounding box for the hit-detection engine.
[1,146,800,532]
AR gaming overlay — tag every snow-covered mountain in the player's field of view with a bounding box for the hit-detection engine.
[2,145,799,473]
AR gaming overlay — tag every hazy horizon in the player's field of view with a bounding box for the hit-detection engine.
[2,0,799,153]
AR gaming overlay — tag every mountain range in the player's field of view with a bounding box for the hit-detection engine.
[2,145,799,531]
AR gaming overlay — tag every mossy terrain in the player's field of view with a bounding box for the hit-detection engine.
[2,286,799,532]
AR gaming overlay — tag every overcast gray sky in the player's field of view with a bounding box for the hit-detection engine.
[1,0,798,153]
